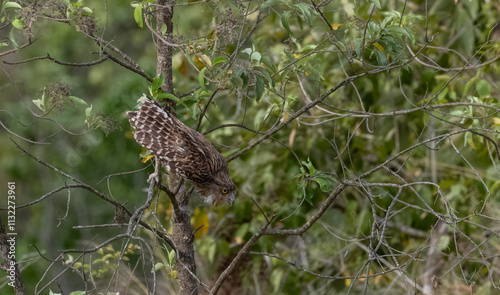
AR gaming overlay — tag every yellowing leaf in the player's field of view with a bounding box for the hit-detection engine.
[141,155,154,163]
[359,270,373,282]
[193,209,209,239]
[373,43,384,52]
[492,117,500,126]
[280,111,289,123]
[345,277,351,286]
[194,55,205,68]
[331,23,342,30]
[199,54,212,68]
[227,70,233,74]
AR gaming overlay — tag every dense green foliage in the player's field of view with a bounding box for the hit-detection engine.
[1,0,500,294]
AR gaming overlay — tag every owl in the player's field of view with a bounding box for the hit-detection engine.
[127,99,236,206]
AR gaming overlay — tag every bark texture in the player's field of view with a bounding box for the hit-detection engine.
[156,1,198,293]
[172,188,198,294]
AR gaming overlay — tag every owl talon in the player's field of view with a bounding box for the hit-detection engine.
[147,171,160,185]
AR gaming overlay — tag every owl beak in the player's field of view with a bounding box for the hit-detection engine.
[230,193,235,206]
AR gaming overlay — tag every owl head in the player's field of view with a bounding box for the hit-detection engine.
[195,177,236,206]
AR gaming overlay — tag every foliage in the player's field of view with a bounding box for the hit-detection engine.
[1,0,500,294]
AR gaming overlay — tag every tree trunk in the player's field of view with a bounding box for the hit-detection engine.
[171,184,198,294]
[156,0,174,95]
[155,1,198,294]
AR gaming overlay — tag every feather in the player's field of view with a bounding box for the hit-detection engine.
[127,99,235,203]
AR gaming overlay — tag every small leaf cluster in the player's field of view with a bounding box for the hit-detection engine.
[153,245,177,279]
[294,158,335,205]
[70,244,139,279]
[32,81,73,114]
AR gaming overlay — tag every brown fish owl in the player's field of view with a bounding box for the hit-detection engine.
[128,99,236,206]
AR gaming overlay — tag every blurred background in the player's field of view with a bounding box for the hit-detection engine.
[1,0,500,294]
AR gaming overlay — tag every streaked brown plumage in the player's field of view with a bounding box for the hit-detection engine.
[128,99,236,206]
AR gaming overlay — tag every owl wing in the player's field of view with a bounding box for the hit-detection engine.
[128,100,213,184]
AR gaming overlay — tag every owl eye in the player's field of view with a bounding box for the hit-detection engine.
[221,188,228,194]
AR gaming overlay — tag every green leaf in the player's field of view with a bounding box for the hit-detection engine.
[84,105,94,126]
[370,0,381,9]
[212,56,228,66]
[157,92,181,103]
[152,74,165,92]
[301,158,316,176]
[241,71,249,88]
[68,291,86,295]
[0,42,8,48]
[9,28,19,50]
[198,67,207,90]
[74,0,83,8]
[261,57,276,72]
[437,235,450,252]
[304,185,313,205]
[250,51,261,63]
[230,75,243,89]
[255,76,265,101]
[154,262,166,272]
[235,223,249,238]
[168,249,175,266]
[437,87,449,103]
[385,26,412,40]
[254,66,274,87]
[32,98,45,112]
[259,0,288,9]
[82,7,93,14]
[139,150,152,159]
[161,24,167,35]
[241,48,252,56]
[374,49,388,65]
[68,96,88,106]
[4,2,22,9]
[476,79,491,97]
[134,6,143,28]
[190,100,200,120]
[198,90,212,98]
[355,39,362,59]
[11,19,23,29]
[280,66,292,83]
[208,240,216,263]
[463,76,479,95]
[380,16,392,29]
[294,4,312,27]
[464,131,477,149]
[314,176,333,193]
[306,65,323,82]
[298,44,316,54]
[281,11,293,36]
